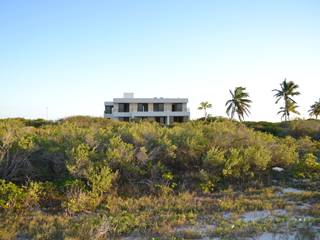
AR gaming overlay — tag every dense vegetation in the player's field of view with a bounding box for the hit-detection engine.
[0,116,320,239]
[245,119,320,141]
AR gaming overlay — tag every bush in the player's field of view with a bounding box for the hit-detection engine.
[105,136,140,183]
[245,119,320,140]
[222,146,271,183]
[0,180,42,211]
[88,166,118,196]
[62,166,117,214]
[0,117,319,207]
[66,143,92,178]
[63,190,97,214]
[293,153,320,179]
[198,169,216,193]
[269,142,298,167]
[1,116,320,238]
[203,147,225,170]
[223,148,251,181]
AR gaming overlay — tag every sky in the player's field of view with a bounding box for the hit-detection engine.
[1,0,320,121]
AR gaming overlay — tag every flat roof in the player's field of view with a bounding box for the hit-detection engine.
[104,101,114,105]
[112,98,188,103]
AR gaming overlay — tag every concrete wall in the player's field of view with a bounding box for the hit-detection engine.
[148,103,154,112]
[164,103,171,112]
[113,103,119,113]
[130,103,137,112]
[183,103,188,112]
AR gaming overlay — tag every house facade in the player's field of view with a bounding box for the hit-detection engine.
[104,93,190,125]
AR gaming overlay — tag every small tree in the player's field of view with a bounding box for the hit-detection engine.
[198,101,212,120]
[309,99,320,119]
[277,100,300,121]
[225,87,251,121]
[273,79,300,121]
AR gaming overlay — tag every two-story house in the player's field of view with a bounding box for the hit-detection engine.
[104,93,190,125]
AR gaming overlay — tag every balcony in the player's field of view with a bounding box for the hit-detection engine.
[111,111,189,118]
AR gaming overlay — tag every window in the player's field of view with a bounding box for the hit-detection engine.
[118,103,129,112]
[138,103,148,112]
[153,103,164,112]
[119,117,130,122]
[173,116,184,123]
[155,117,166,124]
[172,103,183,112]
[104,105,113,114]
[134,117,148,122]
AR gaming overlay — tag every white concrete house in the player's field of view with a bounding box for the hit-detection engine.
[104,93,190,125]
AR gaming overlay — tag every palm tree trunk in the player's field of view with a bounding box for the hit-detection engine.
[284,97,288,122]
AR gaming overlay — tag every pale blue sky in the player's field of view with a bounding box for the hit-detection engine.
[1,0,320,121]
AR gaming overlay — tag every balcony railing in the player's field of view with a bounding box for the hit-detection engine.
[111,111,190,118]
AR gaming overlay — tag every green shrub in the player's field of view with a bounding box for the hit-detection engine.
[170,122,207,169]
[105,136,141,183]
[294,153,320,179]
[24,181,44,208]
[198,169,216,193]
[222,146,271,182]
[245,119,320,140]
[0,117,319,205]
[223,148,251,181]
[269,138,298,167]
[0,180,26,210]
[0,180,42,211]
[62,166,117,214]
[243,146,271,172]
[66,143,92,178]
[63,190,97,214]
[203,147,225,169]
[87,166,118,196]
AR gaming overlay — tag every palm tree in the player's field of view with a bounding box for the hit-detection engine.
[273,79,301,121]
[198,101,212,120]
[278,100,300,121]
[309,99,320,119]
[225,87,252,121]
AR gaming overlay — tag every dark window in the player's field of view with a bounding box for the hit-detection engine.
[155,117,166,124]
[104,105,113,114]
[172,103,183,112]
[118,103,129,112]
[138,103,148,112]
[153,103,164,112]
[119,117,130,122]
[173,116,184,123]
[134,117,148,122]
